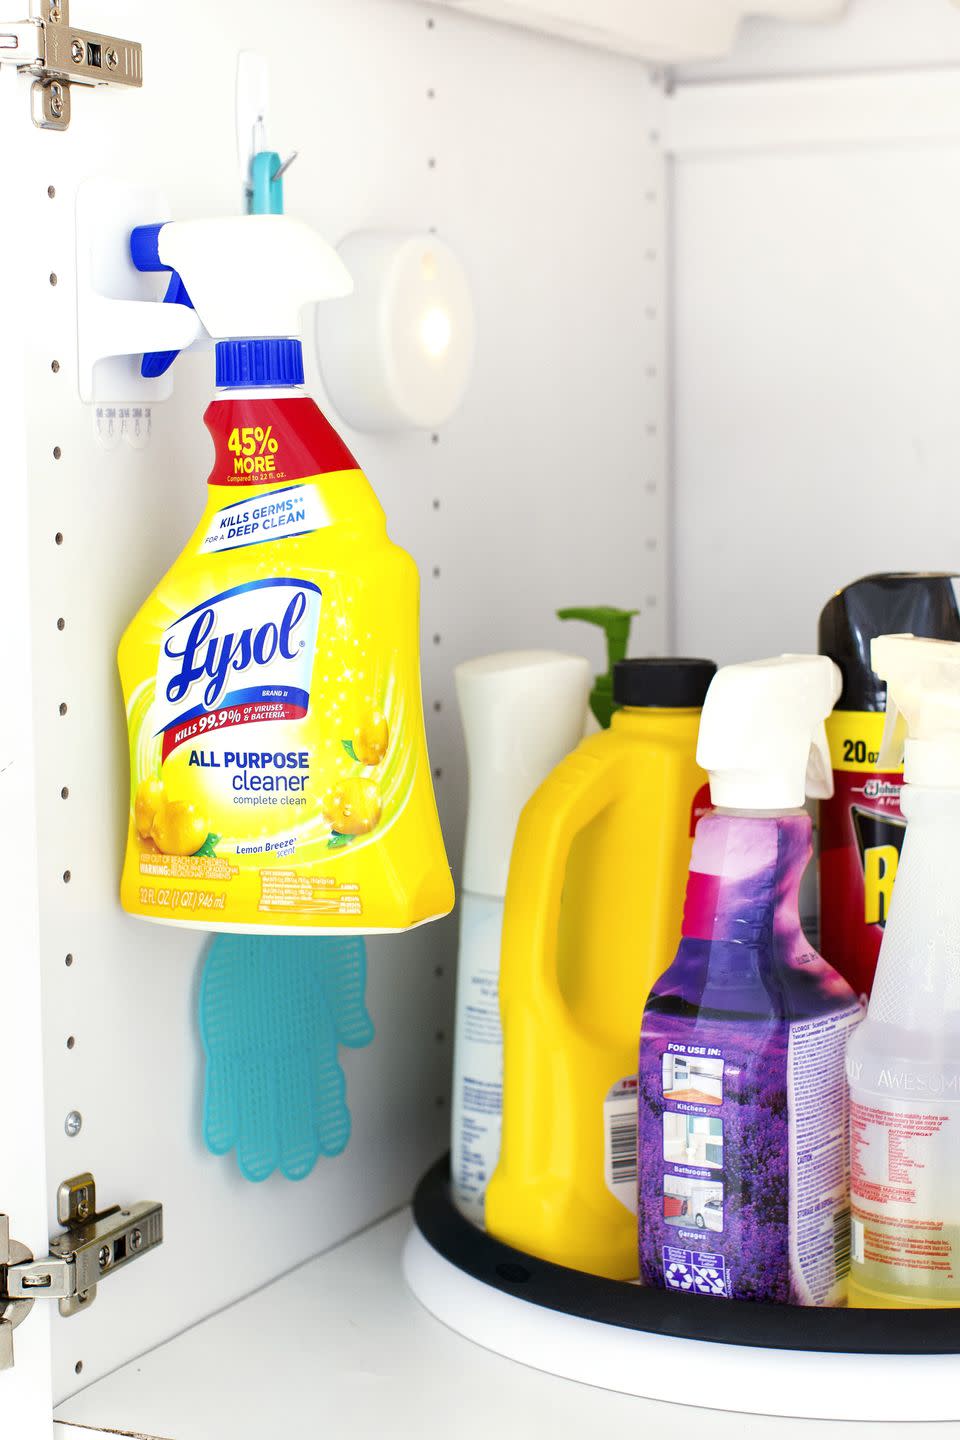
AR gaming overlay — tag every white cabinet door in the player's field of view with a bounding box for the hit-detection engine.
[0,59,56,1440]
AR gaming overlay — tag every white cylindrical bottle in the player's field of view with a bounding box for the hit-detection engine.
[451,651,591,1226]
[847,634,960,1307]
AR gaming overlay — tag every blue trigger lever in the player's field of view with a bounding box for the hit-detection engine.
[130,222,195,378]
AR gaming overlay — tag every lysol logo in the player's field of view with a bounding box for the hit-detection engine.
[155,578,321,748]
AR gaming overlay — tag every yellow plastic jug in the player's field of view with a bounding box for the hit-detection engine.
[485,657,715,1279]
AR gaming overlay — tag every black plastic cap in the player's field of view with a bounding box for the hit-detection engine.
[613,657,717,709]
[819,573,960,711]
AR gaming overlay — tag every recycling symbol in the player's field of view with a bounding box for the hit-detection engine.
[693,1266,726,1296]
[665,1261,693,1290]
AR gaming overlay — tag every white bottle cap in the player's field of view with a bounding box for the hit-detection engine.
[455,651,591,898]
[872,633,960,787]
[697,654,841,811]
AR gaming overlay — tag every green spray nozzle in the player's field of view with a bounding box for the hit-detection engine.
[557,606,638,728]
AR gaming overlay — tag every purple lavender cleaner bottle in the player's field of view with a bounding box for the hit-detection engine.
[637,657,863,1306]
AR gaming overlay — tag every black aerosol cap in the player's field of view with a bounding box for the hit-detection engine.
[819,574,960,711]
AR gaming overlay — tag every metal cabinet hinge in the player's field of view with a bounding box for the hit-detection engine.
[0,0,141,131]
[0,1172,162,1370]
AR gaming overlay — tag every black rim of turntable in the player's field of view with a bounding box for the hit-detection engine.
[412,1157,960,1355]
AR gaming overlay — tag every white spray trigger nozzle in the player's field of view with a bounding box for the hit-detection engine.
[871,633,960,786]
[697,654,842,812]
[132,215,353,344]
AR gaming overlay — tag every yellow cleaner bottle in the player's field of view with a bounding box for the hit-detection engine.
[119,216,453,932]
[847,634,960,1307]
[485,657,716,1279]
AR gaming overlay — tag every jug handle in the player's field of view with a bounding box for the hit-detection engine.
[501,747,623,1020]
[492,748,622,1196]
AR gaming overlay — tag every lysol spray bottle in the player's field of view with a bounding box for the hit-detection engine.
[638,656,863,1304]
[118,216,453,932]
[819,574,960,1000]
[848,634,960,1308]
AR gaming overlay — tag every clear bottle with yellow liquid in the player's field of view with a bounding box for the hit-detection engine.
[119,216,453,933]
[485,656,716,1279]
[847,635,960,1308]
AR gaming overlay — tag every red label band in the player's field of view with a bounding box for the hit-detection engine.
[681,869,724,941]
[203,396,359,486]
[162,700,306,760]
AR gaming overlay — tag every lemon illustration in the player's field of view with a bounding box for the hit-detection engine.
[135,777,166,839]
[322,777,382,836]
[353,710,389,766]
[150,799,209,857]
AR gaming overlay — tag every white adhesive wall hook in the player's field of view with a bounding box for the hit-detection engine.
[76,178,204,404]
[237,52,296,213]
[237,51,271,202]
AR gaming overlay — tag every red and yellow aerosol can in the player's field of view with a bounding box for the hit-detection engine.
[818,573,960,1000]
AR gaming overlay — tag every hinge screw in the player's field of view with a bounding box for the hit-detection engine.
[48,1,61,20]
[70,37,84,62]
[97,1245,111,1270]
[104,46,118,69]
[129,1229,143,1252]
[48,82,65,119]
[64,1110,82,1138]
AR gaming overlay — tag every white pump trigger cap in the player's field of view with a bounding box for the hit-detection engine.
[696,654,841,812]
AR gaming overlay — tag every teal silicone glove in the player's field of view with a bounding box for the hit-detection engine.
[200,934,374,1182]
